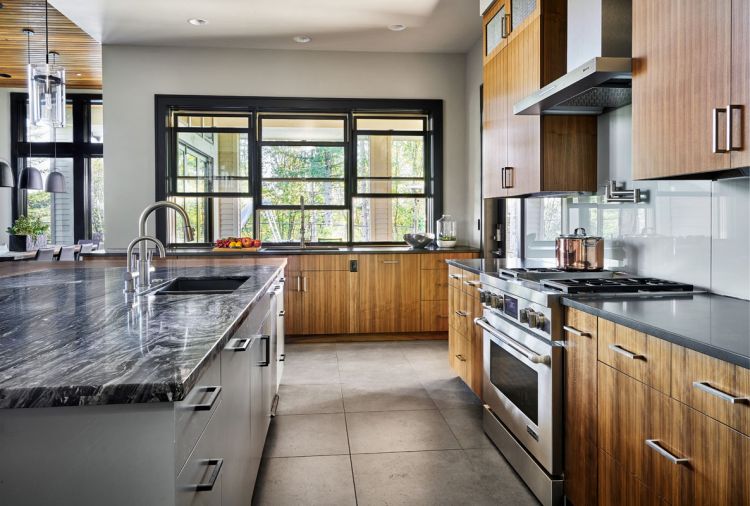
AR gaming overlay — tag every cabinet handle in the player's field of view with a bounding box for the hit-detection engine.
[463,280,480,287]
[278,310,286,317]
[303,276,308,292]
[192,458,224,492]
[382,260,400,264]
[449,274,462,279]
[608,344,644,360]
[500,167,507,189]
[713,107,729,153]
[501,14,508,38]
[279,353,286,362]
[563,325,591,337]
[260,335,270,366]
[296,275,301,292]
[645,439,689,465]
[225,337,251,352]
[455,354,467,362]
[503,166,514,188]
[692,381,748,404]
[185,386,222,411]
[727,104,743,151]
[455,310,468,317]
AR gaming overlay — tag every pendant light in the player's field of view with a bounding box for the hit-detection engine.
[19,28,43,191]
[0,159,14,188]
[45,124,66,193]
[28,2,66,127]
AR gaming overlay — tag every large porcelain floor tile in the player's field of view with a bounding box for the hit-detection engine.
[351,450,535,506]
[439,406,493,449]
[253,455,356,506]
[277,384,344,415]
[421,376,482,409]
[341,382,436,413]
[281,360,340,385]
[463,448,538,505]
[264,413,349,457]
[346,410,460,454]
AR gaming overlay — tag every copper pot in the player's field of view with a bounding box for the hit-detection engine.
[555,228,604,271]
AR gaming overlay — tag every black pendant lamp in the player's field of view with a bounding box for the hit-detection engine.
[0,160,14,187]
[44,122,66,193]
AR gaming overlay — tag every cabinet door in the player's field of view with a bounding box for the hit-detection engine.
[730,0,750,168]
[176,401,224,506]
[467,291,484,397]
[598,363,676,503]
[483,0,510,64]
[483,47,508,199]
[632,0,732,179]
[563,308,599,506]
[420,300,449,332]
[505,15,541,196]
[248,337,266,493]
[671,400,750,506]
[356,254,420,333]
[301,270,350,335]
[284,272,303,335]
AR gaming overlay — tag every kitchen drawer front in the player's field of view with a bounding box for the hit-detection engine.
[175,352,222,476]
[461,271,480,295]
[420,270,449,301]
[176,400,224,506]
[299,254,354,271]
[671,345,750,437]
[598,319,672,395]
[420,252,475,270]
[420,300,449,332]
[564,307,598,341]
[448,265,465,288]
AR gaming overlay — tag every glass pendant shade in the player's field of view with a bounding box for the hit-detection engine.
[19,166,43,190]
[0,160,14,187]
[44,170,66,193]
[28,63,66,127]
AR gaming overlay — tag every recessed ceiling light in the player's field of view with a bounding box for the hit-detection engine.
[388,24,407,32]
[0,73,11,79]
[188,18,208,26]
[293,35,312,44]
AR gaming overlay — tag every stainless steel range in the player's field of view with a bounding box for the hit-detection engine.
[476,268,694,506]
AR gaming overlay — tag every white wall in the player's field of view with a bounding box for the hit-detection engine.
[102,45,476,248]
[0,89,13,245]
[464,37,483,247]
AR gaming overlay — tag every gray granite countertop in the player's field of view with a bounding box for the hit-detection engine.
[445,258,557,275]
[0,263,284,409]
[85,245,480,258]
[562,295,750,369]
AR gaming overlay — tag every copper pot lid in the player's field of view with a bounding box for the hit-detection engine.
[558,227,603,240]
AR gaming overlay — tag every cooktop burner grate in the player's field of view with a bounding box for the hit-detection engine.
[542,277,694,294]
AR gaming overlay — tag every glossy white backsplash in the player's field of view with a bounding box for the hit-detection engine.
[523,105,750,300]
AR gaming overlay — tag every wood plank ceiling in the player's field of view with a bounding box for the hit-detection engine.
[0,0,101,89]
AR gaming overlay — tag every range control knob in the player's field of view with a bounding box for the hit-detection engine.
[528,310,546,329]
[519,308,530,323]
[480,291,490,305]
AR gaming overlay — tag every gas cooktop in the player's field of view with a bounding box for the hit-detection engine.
[541,277,695,294]
[499,267,615,282]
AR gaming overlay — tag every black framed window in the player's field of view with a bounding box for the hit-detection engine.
[10,93,104,244]
[156,95,443,246]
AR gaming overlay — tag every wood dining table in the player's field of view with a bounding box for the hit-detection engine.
[0,245,81,262]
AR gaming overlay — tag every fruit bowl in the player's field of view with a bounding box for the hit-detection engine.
[213,237,262,251]
[404,233,435,249]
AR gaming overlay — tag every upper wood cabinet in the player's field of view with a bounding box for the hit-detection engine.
[483,0,510,64]
[482,0,597,198]
[633,0,749,179]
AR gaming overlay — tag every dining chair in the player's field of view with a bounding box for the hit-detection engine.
[58,245,77,262]
[78,239,100,250]
[79,243,95,254]
[34,248,55,262]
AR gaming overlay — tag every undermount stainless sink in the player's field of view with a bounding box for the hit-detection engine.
[153,276,249,295]
[260,245,345,252]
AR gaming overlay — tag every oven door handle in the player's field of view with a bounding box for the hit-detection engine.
[475,317,551,365]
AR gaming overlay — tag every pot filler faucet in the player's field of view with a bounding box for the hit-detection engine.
[124,201,195,293]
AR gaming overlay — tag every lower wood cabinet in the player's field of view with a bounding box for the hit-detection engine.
[447,266,483,397]
[356,254,421,333]
[564,308,750,506]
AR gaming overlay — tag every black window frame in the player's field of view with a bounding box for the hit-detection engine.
[155,95,443,247]
[10,92,104,243]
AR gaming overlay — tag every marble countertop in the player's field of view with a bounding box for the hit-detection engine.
[85,245,480,257]
[562,295,750,369]
[0,263,284,409]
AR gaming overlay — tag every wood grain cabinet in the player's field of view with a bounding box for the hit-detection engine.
[482,0,597,198]
[564,309,750,506]
[447,265,483,397]
[633,0,750,179]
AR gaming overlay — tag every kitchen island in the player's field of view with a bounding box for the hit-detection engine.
[0,262,285,505]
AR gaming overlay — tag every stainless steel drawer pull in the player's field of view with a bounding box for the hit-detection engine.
[692,381,747,404]
[563,325,591,337]
[278,310,286,317]
[303,276,308,292]
[382,260,400,264]
[260,335,271,367]
[193,458,224,492]
[455,354,467,362]
[609,344,644,360]
[296,276,301,292]
[225,337,251,352]
[645,439,689,464]
[186,386,222,411]
[475,317,551,365]
[455,310,467,317]
[449,274,462,279]
[727,104,743,151]
[463,280,480,287]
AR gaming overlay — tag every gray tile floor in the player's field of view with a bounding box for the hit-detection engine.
[252,340,539,506]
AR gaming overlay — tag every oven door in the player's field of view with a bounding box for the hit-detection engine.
[478,317,561,475]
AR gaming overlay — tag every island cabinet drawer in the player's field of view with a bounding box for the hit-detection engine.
[598,318,672,395]
[176,399,224,506]
[461,271,480,294]
[564,307,598,341]
[671,345,750,437]
[420,252,475,271]
[175,354,222,475]
[448,265,464,288]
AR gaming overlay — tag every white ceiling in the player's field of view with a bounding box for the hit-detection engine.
[49,0,482,54]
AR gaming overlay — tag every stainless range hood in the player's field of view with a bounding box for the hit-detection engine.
[514,0,632,116]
